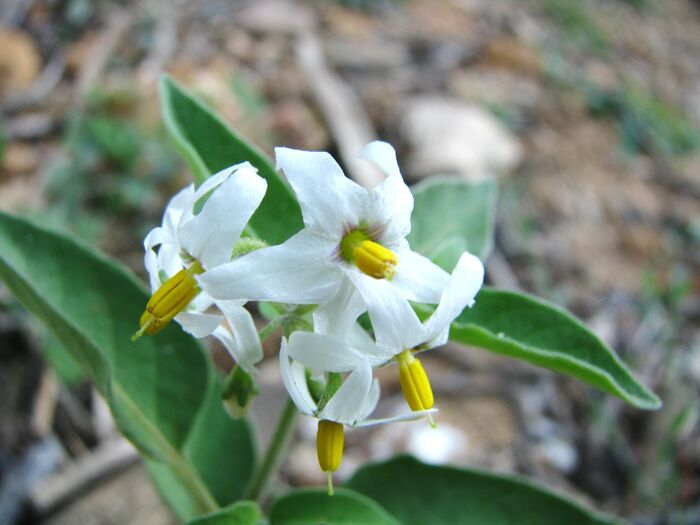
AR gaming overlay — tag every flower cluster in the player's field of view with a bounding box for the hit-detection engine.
[135,142,484,494]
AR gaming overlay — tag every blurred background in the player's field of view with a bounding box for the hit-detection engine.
[0,0,699,523]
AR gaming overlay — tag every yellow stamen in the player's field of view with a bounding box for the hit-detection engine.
[316,419,344,495]
[340,230,398,280]
[398,350,435,417]
[353,240,397,279]
[132,261,203,340]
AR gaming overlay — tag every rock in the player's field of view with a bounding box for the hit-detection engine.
[400,96,522,180]
[270,99,330,151]
[532,436,579,474]
[40,463,176,525]
[2,143,39,175]
[324,38,409,71]
[407,424,467,465]
[0,28,41,97]
[448,67,541,110]
[236,0,317,35]
[480,37,542,76]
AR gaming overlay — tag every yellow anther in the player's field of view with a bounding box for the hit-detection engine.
[316,419,344,495]
[398,350,434,414]
[353,240,398,280]
[132,261,203,340]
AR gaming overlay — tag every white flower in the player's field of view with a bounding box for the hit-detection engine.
[280,337,435,427]
[286,252,484,413]
[289,253,483,366]
[199,141,450,349]
[135,163,266,374]
[281,336,434,495]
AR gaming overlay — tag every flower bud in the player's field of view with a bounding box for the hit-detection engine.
[221,365,259,419]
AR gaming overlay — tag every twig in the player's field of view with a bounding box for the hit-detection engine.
[296,32,382,188]
[74,10,133,103]
[1,0,32,26]
[30,368,58,437]
[137,0,177,83]
[27,438,139,518]
[2,54,66,114]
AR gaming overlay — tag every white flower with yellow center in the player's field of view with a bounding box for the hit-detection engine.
[287,252,484,421]
[133,163,266,374]
[280,338,435,495]
[199,142,449,348]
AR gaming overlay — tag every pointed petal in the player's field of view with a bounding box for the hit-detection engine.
[176,311,223,338]
[391,245,450,303]
[318,361,373,424]
[143,227,175,291]
[424,252,484,346]
[163,184,195,235]
[344,269,426,350]
[287,331,366,372]
[345,323,396,366]
[359,141,401,179]
[215,301,263,373]
[189,290,215,313]
[178,165,267,269]
[360,142,413,243]
[313,278,366,336]
[279,339,316,416]
[356,379,380,421]
[357,408,438,427]
[198,230,341,303]
[275,147,366,235]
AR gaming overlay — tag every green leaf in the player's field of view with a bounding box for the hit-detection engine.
[407,177,497,269]
[449,288,661,410]
[347,456,624,525]
[0,211,254,520]
[270,488,400,525]
[187,501,262,525]
[40,330,86,386]
[159,74,303,244]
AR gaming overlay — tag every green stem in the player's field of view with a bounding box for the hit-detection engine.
[112,384,219,514]
[245,397,298,501]
[258,314,288,342]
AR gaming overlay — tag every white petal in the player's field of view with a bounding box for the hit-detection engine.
[198,230,341,304]
[287,331,367,372]
[177,164,247,228]
[189,289,215,313]
[313,278,366,336]
[143,227,173,291]
[359,142,413,243]
[279,339,316,416]
[424,252,485,346]
[356,379,380,421]
[357,408,438,427]
[358,141,402,179]
[318,362,373,424]
[175,311,223,338]
[345,269,426,351]
[215,301,263,373]
[163,184,195,235]
[178,166,267,269]
[345,324,396,366]
[391,245,450,303]
[275,147,367,236]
